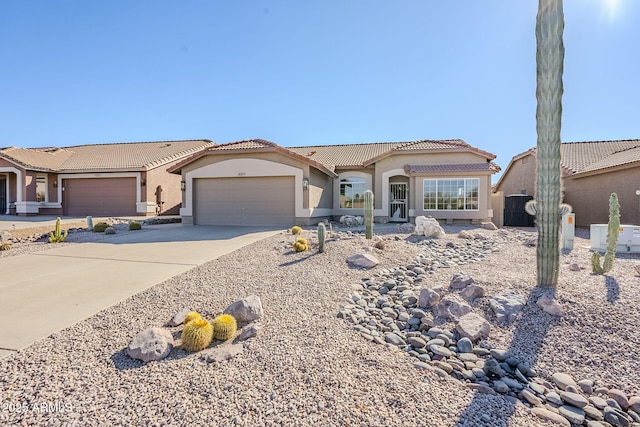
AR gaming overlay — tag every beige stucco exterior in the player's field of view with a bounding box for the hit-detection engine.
[494,153,537,197]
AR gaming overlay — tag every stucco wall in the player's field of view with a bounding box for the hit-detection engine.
[564,166,640,227]
[495,154,537,197]
[309,167,332,209]
[146,164,184,215]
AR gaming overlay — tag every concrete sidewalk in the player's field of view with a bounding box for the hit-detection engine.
[0,224,281,359]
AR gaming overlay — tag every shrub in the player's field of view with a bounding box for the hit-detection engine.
[93,222,110,233]
[129,221,142,231]
[181,318,213,352]
[293,237,308,252]
[291,226,303,235]
[212,314,237,341]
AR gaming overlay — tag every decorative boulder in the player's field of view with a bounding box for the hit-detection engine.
[450,272,474,290]
[168,308,191,326]
[224,295,264,323]
[456,312,491,341]
[432,295,472,320]
[418,287,441,308]
[460,284,486,302]
[127,327,174,362]
[536,295,564,316]
[236,322,263,342]
[339,215,364,227]
[413,216,445,238]
[480,222,498,231]
[458,230,475,240]
[346,253,379,269]
[490,291,525,323]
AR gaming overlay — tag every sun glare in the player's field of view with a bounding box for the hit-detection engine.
[604,0,620,20]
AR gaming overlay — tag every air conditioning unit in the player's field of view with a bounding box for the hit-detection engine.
[590,224,640,253]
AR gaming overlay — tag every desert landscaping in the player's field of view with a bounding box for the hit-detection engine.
[1,218,639,426]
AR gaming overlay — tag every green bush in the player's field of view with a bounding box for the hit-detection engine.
[129,221,142,231]
[93,222,110,233]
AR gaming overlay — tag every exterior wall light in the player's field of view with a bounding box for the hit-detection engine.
[302,178,309,190]
[181,181,186,191]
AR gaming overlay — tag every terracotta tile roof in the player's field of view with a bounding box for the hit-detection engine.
[405,162,500,174]
[526,139,640,175]
[287,142,399,169]
[205,139,275,151]
[0,140,214,171]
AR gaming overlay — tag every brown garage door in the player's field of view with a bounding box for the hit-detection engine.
[63,178,137,216]
[194,177,295,226]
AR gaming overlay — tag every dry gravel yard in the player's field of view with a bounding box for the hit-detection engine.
[1,224,639,426]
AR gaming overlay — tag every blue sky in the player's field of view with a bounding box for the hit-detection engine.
[1,1,638,182]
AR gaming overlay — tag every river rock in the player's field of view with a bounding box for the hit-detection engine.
[530,407,570,427]
[418,287,441,308]
[608,389,630,411]
[552,372,577,391]
[558,405,585,425]
[347,253,380,269]
[560,391,589,408]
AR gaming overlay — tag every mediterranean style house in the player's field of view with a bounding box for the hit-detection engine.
[169,139,500,226]
[0,140,214,216]
[494,139,640,227]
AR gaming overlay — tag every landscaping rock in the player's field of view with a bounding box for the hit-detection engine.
[552,372,577,391]
[200,343,244,363]
[490,291,525,323]
[433,295,472,320]
[537,295,564,316]
[460,284,485,301]
[480,222,498,231]
[558,405,585,425]
[531,407,571,426]
[456,312,490,341]
[127,328,174,362]
[236,322,263,342]
[418,287,441,308]
[609,389,630,411]
[413,216,445,238]
[346,253,379,269]
[449,272,474,290]
[397,223,416,233]
[224,295,264,323]
[168,308,191,326]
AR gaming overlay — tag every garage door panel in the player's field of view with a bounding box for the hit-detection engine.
[194,177,295,226]
[63,178,137,216]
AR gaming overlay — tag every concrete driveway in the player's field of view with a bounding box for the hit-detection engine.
[0,224,281,359]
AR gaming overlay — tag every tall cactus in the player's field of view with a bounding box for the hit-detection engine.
[533,0,565,287]
[48,217,68,243]
[592,193,620,275]
[364,190,374,239]
[317,222,326,253]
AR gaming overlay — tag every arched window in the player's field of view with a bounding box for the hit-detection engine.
[339,177,366,209]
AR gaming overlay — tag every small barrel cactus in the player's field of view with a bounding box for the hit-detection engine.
[364,190,374,239]
[183,311,202,326]
[291,226,302,235]
[293,237,308,252]
[181,318,213,351]
[317,222,326,253]
[93,222,110,233]
[129,221,142,231]
[212,314,237,341]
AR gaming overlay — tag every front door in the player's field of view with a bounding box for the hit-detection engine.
[389,183,408,222]
[0,176,6,214]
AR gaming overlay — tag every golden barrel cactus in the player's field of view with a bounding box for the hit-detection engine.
[212,314,237,341]
[181,318,213,352]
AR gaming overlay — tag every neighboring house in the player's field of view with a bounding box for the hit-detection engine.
[494,139,640,227]
[0,140,214,216]
[169,139,500,226]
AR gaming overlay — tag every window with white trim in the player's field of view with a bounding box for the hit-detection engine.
[36,174,47,203]
[423,178,479,210]
[339,177,367,209]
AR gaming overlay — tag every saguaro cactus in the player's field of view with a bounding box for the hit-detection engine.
[317,222,326,253]
[364,190,374,239]
[592,193,620,275]
[533,0,565,287]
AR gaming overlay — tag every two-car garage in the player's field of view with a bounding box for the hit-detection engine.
[193,176,295,226]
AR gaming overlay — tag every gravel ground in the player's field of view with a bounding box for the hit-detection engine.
[1,224,639,426]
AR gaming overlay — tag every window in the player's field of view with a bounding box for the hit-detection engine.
[36,174,47,203]
[339,177,367,209]
[423,178,479,211]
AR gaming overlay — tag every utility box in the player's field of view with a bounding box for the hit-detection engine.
[561,213,575,250]
[590,224,640,253]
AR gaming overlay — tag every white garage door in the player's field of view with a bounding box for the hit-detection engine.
[194,177,295,226]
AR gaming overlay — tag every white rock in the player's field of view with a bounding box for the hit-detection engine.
[168,308,191,326]
[346,253,379,269]
[413,216,445,238]
[456,312,490,341]
[480,221,498,231]
[224,295,264,323]
[127,328,174,362]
